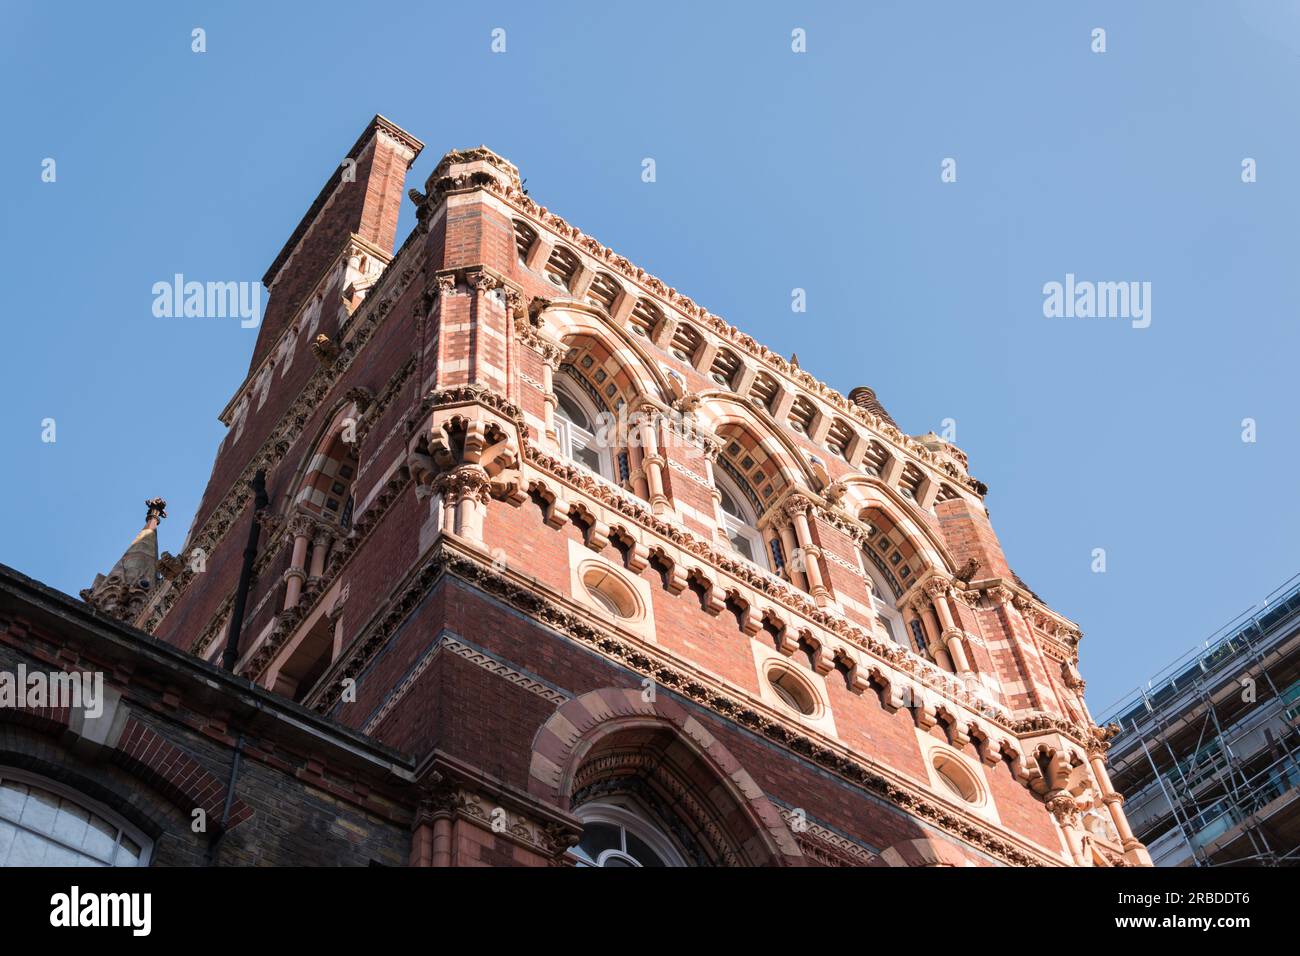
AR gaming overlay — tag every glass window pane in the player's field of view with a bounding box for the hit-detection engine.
[19,787,58,832]
[728,533,755,562]
[625,832,666,867]
[0,782,27,822]
[556,392,590,429]
[82,815,118,862]
[10,830,48,867]
[52,800,90,847]
[575,445,604,475]
[43,843,82,867]
[578,822,621,857]
[0,820,16,865]
[115,837,143,867]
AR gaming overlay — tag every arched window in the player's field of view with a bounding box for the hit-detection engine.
[863,561,907,647]
[0,769,151,867]
[554,381,612,479]
[714,468,767,569]
[570,801,686,867]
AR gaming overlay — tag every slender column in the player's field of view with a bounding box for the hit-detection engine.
[1089,744,1141,852]
[432,817,453,867]
[282,515,314,610]
[777,521,804,588]
[540,347,560,445]
[702,454,726,537]
[637,407,668,514]
[308,526,331,584]
[926,578,972,675]
[785,495,829,603]
[1046,792,1090,866]
[437,465,492,542]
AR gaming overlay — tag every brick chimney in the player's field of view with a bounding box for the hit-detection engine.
[847,385,897,428]
[248,115,424,371]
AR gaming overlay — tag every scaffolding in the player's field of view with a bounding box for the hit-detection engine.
[1098,573,1300,867]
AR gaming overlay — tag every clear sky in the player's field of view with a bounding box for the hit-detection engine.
[2,1,1296,713]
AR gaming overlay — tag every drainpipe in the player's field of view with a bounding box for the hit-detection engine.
[206,732,246,866]
[222,470,269,672]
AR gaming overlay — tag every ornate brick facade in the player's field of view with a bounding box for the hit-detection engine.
[20,115,1150,867]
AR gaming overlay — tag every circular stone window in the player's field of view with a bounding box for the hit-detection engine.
[581,566,639,619]
[767,665,818,717]
[932,753,981,804]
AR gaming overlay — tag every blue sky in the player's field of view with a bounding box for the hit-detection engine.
[2,1,1296,712]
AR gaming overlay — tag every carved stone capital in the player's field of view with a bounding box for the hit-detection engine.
[986,585,1015,606]
[435,465,492,506]
[288,514,318,538]
[924,577,952,601]
[1045,790,1081,828]
[783,494,814,519]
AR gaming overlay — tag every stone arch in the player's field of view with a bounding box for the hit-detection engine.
[539,302,674,406]
[528,688,803,866]
[280,398,366,528]
[855,499,955,591]
[698,396,821,519]
[0,708,252,834]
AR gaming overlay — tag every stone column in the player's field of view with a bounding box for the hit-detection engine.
[637,407,668,514]
[776,521,804,589]
[1046,791,1090,867]
[540,345,561,447]
[785,495,829,604]
[926,578,972,676]
[308,525,332,587]
[282,515,314,610]
[1088,739,1150,864]
[438,465,492,542]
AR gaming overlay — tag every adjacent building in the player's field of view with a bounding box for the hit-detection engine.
[1099,575,1300,866]
[0,116,1150,866]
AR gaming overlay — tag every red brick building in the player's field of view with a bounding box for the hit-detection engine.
[3,115,1151,867]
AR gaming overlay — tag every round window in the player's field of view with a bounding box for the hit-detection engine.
[932,753,981,804]
[581,566,638,619]
[767,666,817,716]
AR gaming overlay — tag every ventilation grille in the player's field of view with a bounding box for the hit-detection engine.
[710,349,742,389]
[788,397,816,435]
[586,273,620,314]
[748,372,779,412]
[670,322,702,363]
[629,299,662,339]
[514,220,537,263]
[545,245,579,290]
